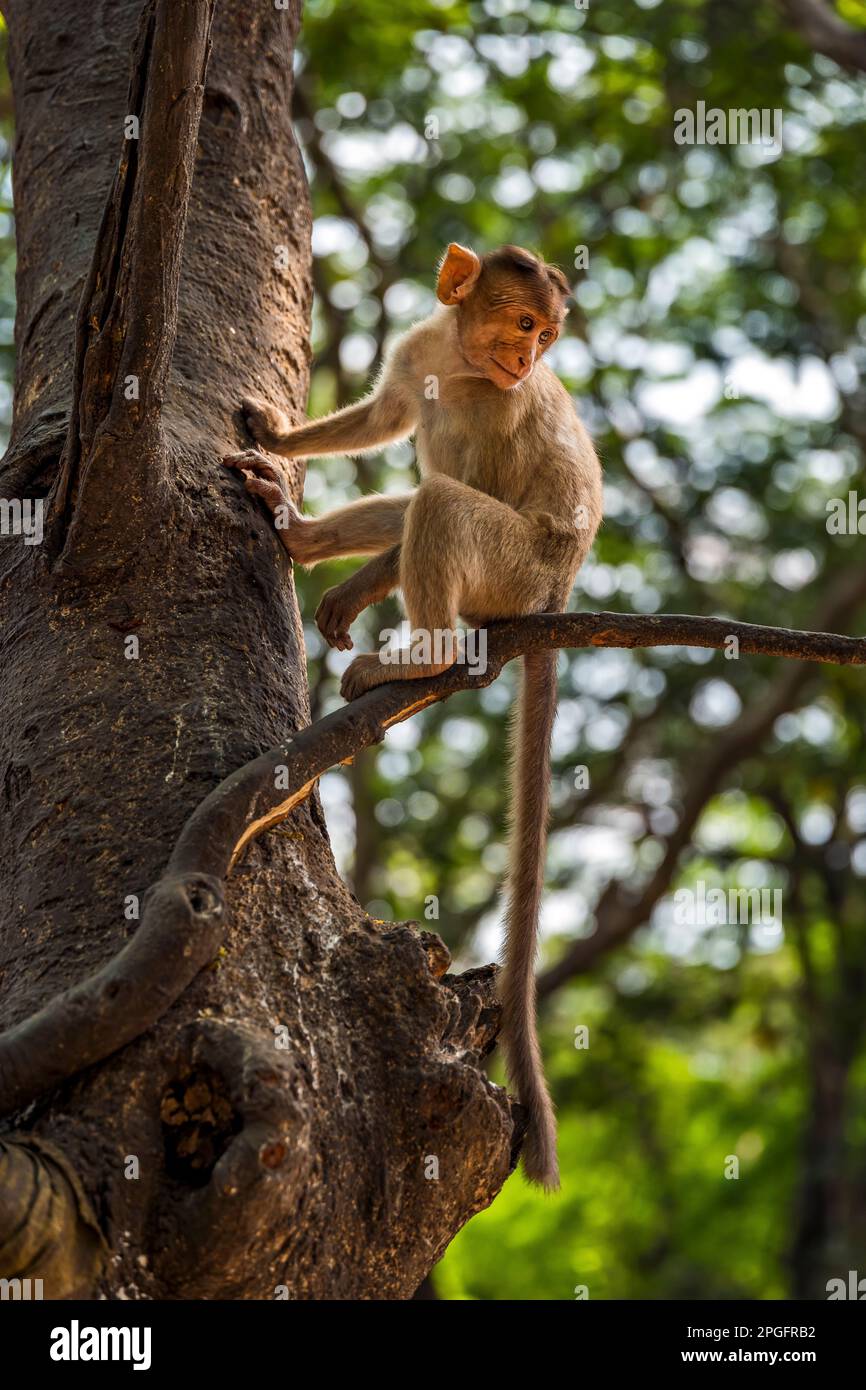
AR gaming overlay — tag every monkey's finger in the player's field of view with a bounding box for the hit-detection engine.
[242,395,290,447]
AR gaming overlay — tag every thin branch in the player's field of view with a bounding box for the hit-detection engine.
[770,235,866,447]
[48,0,215,571]
[780,0,866,73]
[1,607,864,1115]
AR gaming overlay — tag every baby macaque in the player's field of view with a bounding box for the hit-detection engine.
[225,243,603,1189]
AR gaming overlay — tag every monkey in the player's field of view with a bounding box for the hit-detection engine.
[224,243,603,1190]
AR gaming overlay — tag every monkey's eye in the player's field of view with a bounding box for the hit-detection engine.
[518,315,534,331]
[539,330,553,344]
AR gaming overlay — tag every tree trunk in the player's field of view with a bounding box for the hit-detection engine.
[0,0,515,1300]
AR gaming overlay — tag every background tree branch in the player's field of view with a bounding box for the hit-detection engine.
[780,0,866,73]
[539,567,866,994]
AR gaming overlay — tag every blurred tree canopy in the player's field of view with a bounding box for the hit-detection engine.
[4,0,866,1299]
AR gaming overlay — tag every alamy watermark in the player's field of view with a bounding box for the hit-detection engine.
[826,492,866,535]
[1,1276,43,1299]
[827,1271,866,1300]
[0,497,44,545]
[673,880,782,926]
[378,625,488,678]
[49,1320,151,1371]
[674,101,783,150]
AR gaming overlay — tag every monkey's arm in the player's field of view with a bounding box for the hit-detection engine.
[240,337,419,459]
[242,392,416,459]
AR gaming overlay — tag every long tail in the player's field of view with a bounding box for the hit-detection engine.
[499,648,560,1191]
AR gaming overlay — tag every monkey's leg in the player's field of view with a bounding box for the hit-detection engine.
[225,450,411,558]
[315,545,401,651]
[287,495,411,564]
[225,450,412,563]
[340,476,554,700]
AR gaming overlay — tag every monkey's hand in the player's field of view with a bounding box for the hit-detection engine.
[223,449,305,556]
[242,395,293,452]
[315,582,360,652]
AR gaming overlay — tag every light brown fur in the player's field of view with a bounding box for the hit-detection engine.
[225,243,603,1188]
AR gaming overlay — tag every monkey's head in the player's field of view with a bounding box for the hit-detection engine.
[436,242,570,389]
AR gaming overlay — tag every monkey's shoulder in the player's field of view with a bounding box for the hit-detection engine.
[386,309,494,402]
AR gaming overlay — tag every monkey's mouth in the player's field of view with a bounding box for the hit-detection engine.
[488,356,527,384]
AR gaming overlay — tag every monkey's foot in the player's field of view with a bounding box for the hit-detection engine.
[224,450,302,532]
[340,653,392,701]
[315,584,359,652]
[242,395,292,450]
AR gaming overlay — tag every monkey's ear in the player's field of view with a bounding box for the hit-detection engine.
[436,243,482,305]
[547,265,573,300]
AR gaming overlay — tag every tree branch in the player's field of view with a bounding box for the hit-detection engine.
[48,0,215,573]
[1,608,864,1116]
[780,0,866,73]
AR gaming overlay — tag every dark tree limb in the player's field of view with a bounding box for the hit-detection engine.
[780,0,866,73]
[0,608,863,1119]
[48,0,215,571]
[0,875,226,1116]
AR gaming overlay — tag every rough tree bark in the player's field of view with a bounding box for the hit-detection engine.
[2,0,864,1303]
[0,0,516,1300]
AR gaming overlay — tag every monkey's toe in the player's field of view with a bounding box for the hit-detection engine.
[244,476,284,509]
[224,449,267,471]
[340,653,384,701]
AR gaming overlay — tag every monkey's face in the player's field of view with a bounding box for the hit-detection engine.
[458,298,563,389]
[461,301,561,389]
[436,243,570,389]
